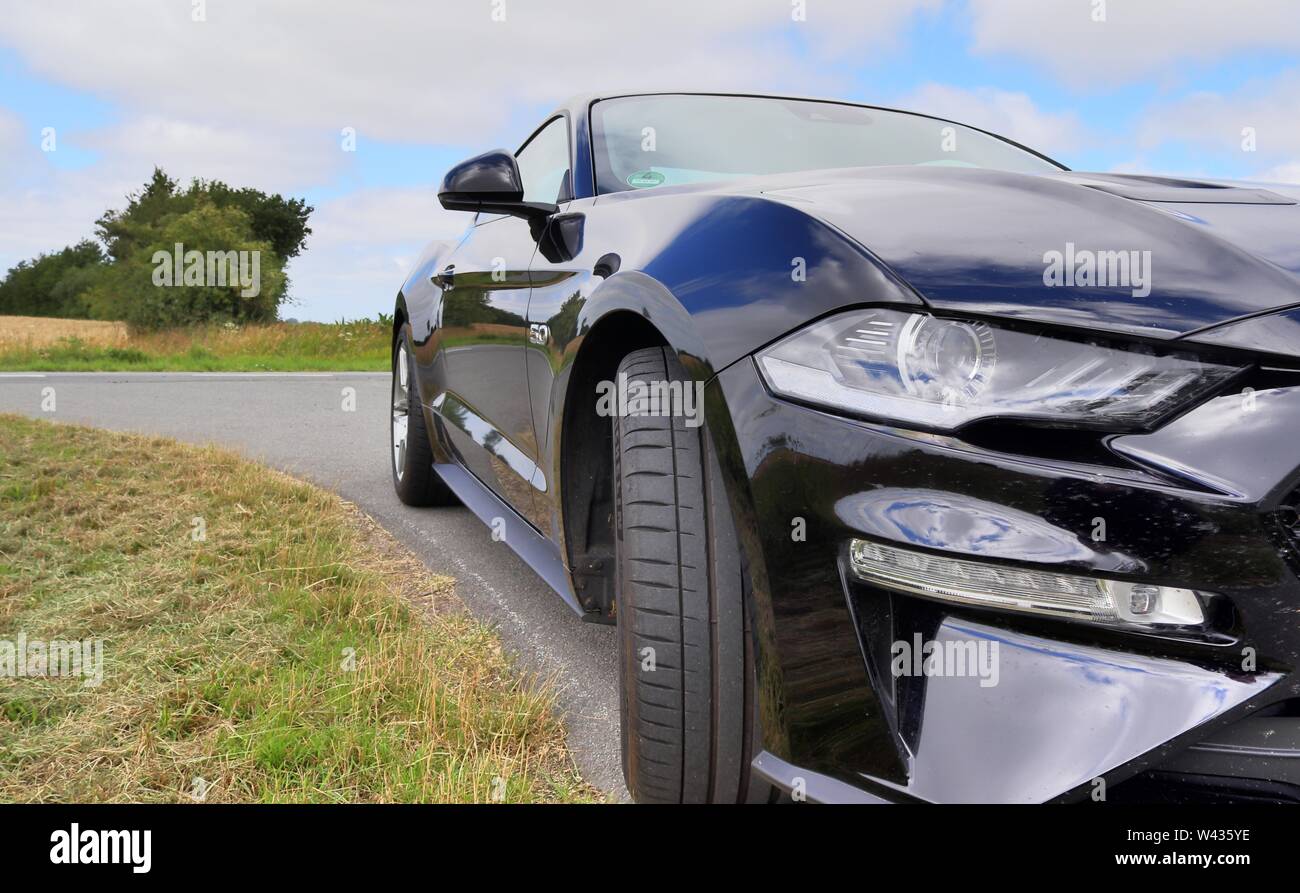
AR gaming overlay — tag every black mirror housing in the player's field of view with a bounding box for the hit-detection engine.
[438,150,558,221]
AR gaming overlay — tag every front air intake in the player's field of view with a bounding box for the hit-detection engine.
[1276,489,1300,570]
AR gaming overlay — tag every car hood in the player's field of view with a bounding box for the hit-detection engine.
[759,167,1300,341]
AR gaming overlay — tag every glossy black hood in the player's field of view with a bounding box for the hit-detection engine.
[759,166,1300,341]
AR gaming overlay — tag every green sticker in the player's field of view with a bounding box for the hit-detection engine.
[626,170,666,188]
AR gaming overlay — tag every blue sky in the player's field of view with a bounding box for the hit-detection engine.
[2,0,1298,320]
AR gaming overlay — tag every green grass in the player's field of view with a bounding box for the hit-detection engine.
[0,415,597,802]
[0,320,390,372]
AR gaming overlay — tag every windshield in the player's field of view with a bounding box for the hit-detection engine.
[590,94,1064,194]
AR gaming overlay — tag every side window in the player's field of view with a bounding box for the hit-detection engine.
[516,117,570,204]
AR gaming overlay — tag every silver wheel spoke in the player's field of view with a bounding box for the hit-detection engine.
[392,343,410,480]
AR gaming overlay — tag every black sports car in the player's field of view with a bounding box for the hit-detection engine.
[390,91,1300,804]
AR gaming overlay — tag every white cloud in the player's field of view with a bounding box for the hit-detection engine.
[792,0,945,58]
[0,167,131,269]
[1136,70,1300,183]
[968,0,1300,87]
[286,187,470,321]
[75,116,345,193]
[1105,156,1221,180]
[0,109,344,274]
[1257,162,1300,184]
[0,107,27,164]
[1138,72,1300,156]
[0,108,129,269]
[0,0,940,146]
[899,84,1085,157]
[304,188,465,250]
[0,0,943,318]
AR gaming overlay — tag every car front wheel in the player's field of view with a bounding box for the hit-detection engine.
[612,346,769,803]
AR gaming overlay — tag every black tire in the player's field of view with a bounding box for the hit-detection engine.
[613,346,764,803]
[391,328,457,507]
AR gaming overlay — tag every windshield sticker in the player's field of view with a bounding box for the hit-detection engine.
[626,170,666,188]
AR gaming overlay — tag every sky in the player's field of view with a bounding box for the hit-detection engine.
[2,0,1299,321]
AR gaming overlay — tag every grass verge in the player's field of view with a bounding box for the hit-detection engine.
[0,318,389,372]
[0,414,596,802]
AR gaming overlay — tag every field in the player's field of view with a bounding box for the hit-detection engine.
[0,415,596,802]
[0,316,390,372]
[0,316,128,349]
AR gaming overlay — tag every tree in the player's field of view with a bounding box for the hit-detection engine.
[0,240,107,317]
[1,168,311,326]
[94,168,178,262]
[95,168,313,264]
[202,180,313,260]
[84,200,285,329]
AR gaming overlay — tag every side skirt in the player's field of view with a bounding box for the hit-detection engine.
[749,752,892,804]
[431,461,587,617]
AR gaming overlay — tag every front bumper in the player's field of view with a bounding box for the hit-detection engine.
[707,357,1300,803]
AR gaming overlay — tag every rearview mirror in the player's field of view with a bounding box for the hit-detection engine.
[438,150,557,220]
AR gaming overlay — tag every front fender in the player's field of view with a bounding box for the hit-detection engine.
[604,193,926,376]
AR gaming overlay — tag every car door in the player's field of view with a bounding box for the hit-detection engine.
[438,116,572,524]
[523,221,595,541]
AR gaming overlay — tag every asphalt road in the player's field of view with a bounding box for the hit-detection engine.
[0,371,626,800]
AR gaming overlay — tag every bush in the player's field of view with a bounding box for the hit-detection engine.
[84,200,286,330]
[103,347,148,363]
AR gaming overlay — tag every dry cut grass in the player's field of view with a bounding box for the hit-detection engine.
[0,415,597,802]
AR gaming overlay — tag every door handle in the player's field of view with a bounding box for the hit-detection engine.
[431,265,455,290]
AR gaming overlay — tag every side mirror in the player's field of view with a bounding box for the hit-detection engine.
[438,149,558,221]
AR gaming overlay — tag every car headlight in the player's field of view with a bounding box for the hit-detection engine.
[756,308,1244,431]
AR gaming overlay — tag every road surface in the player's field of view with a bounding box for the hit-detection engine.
[0,371,626,800]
